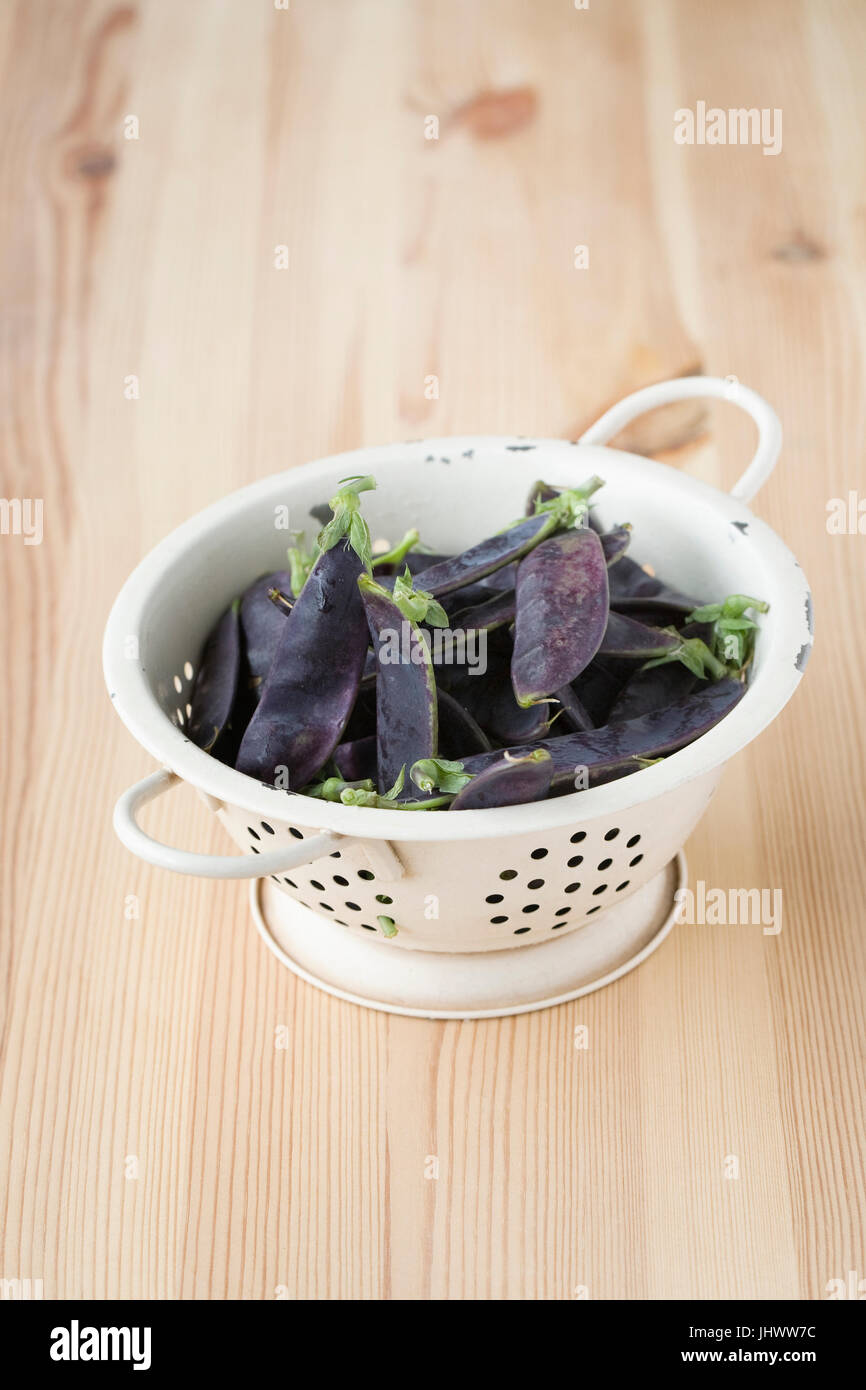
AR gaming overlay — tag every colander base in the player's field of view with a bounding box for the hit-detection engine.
[250,852,685,1019]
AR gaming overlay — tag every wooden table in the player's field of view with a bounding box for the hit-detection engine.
[1,0,863,1301]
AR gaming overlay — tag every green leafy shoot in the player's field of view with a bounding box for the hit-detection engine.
[305,776,375,802]
[357,569,448,629]
[641,635,729,681]
[316,475,377,571]
[391,568,449,627]
[287,534,317,594]
[410,757,474,795]
[338,786,453,810]
[501,475,605,535]
[377,916,399,938]
[533,474,605,528]
[372,529,421,569]
[381,766,405,800]
[687,593,770,674]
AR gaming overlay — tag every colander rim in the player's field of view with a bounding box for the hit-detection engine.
[103,435,813,842]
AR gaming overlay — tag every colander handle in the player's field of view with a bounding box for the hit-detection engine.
[113,769,341,878]
[578,375,782,503]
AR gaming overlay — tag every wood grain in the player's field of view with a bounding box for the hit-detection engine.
[0,0,863,1300]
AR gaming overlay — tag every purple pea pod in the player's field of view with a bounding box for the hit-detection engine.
[419,477,603,597]
[333,734,378,782]
[239,569,293,698]
[603,614,717,722]
[608,603,692,631]
[441,580,500,613]
[570,658,624,725]
[188,600,243,764]
[608,555,702,614]
[358,572,440,796]
[607,662,698,723]
[418,514,555,597]
[450,749,554,810]
[451,526,630,638]
[437,687,492,757]
[485,675,556,744]
[458,678,746,790]
[405,551,453,575]
[450,587,516,633]
[511,527,609,706]
[341,685,377,742]
[236,477,376,788]
[477,561,517,593]
[600,525,631,567]
[554,683,596,732]
[599,611,681,660]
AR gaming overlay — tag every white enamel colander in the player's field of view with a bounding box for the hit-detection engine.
[104,377,812,1018]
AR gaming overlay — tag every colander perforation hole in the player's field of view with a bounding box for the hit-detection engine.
[345,901,361,912]
[284,877,297,888]
[375,893,393,904]
[522,904,539,914]
[555,906,571,917]
[500,869,517,881]
[289,827,303,840]
[319,902,333,911]
[586,905,601,915]
[173,675,183,694]
[568,855,583,868]
[250,845,259,854]
[261,821,274,835]
[565,882,581,894]
[330,851,341,858]
[333,875,349,886]
[361,923,376,931]
[616,881,630,892]
[627,834,641,848]
[358,869,375,881]
[491,914,508,924]
[183,661,194,681]
[570,831,586,844]
[530,848,548,860]
[486,893,504,904]
[597,857,612,871]
[248,827,261,841]
[592,884,608,896]
[629,854,644,867]
[514,926,531,935]
[527,878,545,890]
[309,879,325,891]
[604,828,620,841]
